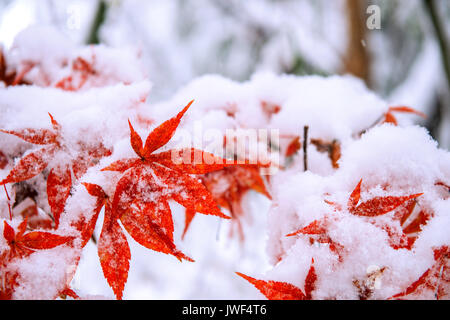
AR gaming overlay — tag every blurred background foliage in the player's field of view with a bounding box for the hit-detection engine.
[0,0,449,148]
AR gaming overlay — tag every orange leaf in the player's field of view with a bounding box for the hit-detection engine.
[388,106,427,118]
[3,221,15,242]
[0,128,58,145]
[286,220,326,237]
[0,150,8,169]
[402,210,428,234]
[0,146,55,185]
[347,179,362,211]
[128,120,144,158]
[19,231,73,250]
[98,214,130,300]
[236,272,305,300]
[82,182,107,200]
[285,137,301,157]
[47,164,72,227]
[149,148,241,174]
[143,100,193,157]
[182,209,196,240]
[351,193,423,217]
[151,164,229,219]
[110,165,149,220]
[101,158,141,172]
[120,200,193,262]
[304,258,317,300]
[236,259,317,300]
[383,112,398,125]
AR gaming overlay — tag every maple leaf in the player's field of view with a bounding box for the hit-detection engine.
[236,258,317,300]
[98,208,130,300]
[389,246,449,300]
[2,219,73,261]
[102,100,252,229]
[382,106,426,126]
[0,270,18,300]
[0,150,8,169]
[55,56,96,91]
[0,114,112,226]
[0,48,32,87]
[310,139,341,169]
[299,180,425,258]
[59,287,80,300]
[346,179,423,217]
[341,179,423,250]
[285,136,301,158]
[260,101,281,119]
[287,219,344,261]
[382,199,431,250]
[182,165,271,240]
[81,181,194,300]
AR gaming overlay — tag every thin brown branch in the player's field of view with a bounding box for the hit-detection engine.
[303,126,309,171]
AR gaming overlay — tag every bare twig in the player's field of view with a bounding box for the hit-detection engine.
[303,126,309,171]
[91,233,97,245]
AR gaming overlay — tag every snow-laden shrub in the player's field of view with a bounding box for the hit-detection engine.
[0,26,448,300]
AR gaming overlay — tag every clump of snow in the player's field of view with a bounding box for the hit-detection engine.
[266,125,450,299]
[5,26,148,89]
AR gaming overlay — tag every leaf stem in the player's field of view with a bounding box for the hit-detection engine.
[3,184,12,220]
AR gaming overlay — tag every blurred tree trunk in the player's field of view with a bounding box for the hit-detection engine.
[343,0,371,86]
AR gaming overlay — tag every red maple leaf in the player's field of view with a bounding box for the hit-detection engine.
[87,100,255,299]
[102,100,248,222]
[182,165,271,240]
[0,150,8,169]
[0,114,112,226]
[310,139,341,169]
[236,258,317,300]
[382,106,426,126]
[58,287,80,300]
[382,199,431,250]
[0,270,19,300]
[0,48,32,87]
[346,179,423,217]
[286,219,345,261]
[260,101,281,119]
[55,56,96,91]
[287,180,424,261]
[389,246,449,299]
[285,136,301,158]
[2,219,73,261]
[345,179,425,250]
